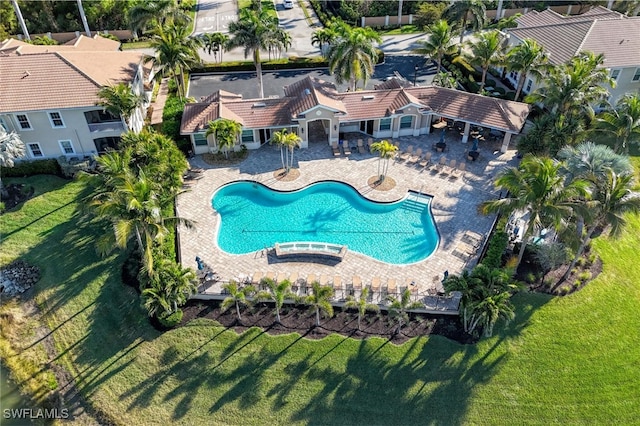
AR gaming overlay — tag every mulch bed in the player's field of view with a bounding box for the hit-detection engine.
[1,183,34,211]
[367,176,396,191]
[180,301,474,345]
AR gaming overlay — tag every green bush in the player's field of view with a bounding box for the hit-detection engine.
[482,231,509,269]
[486,78,497,88]
[162,95,187,140]
[576,257,586,268]
[158,309,183,329]
[414,2,446,28]
[2,159,62,177]
[578,271,592,281]
[0,202,5,214]
[191,57,329,74]
[494,87,506,95]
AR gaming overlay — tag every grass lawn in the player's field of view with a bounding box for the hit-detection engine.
[1,175,639,424]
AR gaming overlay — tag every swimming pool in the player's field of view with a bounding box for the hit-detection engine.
[212,181,439,264]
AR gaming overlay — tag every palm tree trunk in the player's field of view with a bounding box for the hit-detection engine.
[514,73,526,102]
[276,307,281,323]
[135,226,145,256]
[315,307,320,327]
[459,14,468,45]
[357,314,361,331]
[289,147,294,171]
[515,219,535,270]
[236,300,242,320]
[436,54,442,73]
[280,146,285,170]
[480,66,488,91]
[254,49,264,99]
[350,76,356,92]
[562,225,596,280]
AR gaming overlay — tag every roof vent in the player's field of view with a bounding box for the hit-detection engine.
[252,102,266,108]
[22,70,30,79]
[362,95,375,100]
[303,88,311,96]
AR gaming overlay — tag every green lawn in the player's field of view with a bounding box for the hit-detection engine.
[1,175,639,424]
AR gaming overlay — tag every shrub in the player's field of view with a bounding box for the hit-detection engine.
[158,309,183,329]
[588,253,597,265]
[560,286,570,295]
[494,87,506,95]
[543,277,554,288]
[414,2,446,28]
[576,257,586,268]
[0,202,5,214]
[525,272,536,284]
[482,231,509,269]
[2,159,62,177]
[486,78,497,88]
[578,271,592,281]
[162,95,187,140]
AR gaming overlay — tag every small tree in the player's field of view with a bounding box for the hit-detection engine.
[205,119,242,159]
[305,282,334,327]
[0,128,26,198]
[532,243,570,282]
[200,32,229,63]
[413,20,457,74]
[270,129,301,173]
[221,281,255,321]
[344,287,380,331]
[370,140,398,182]
[97,82,145,131]
[256,278,296,324]
[387,288,423,335]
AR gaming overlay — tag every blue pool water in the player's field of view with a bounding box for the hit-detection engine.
[212,181,439,264]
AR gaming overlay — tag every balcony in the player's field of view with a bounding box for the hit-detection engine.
[87,121,125,133]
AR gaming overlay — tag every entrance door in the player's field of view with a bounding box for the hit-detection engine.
[259,129,271,145]
[359,120,374,135]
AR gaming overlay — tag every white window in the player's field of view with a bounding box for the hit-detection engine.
[400,116,413,129]
[633,68,640,82]
[58,140,75,154]
[379,118,392,131]
[48,111,65,128]
[194,133,208,146]
[524,79,533,93]
[241,130,254,143]
[16,114,32,130]
[28,143,43,158]
[610,69,620,81]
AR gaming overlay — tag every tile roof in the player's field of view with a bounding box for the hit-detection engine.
[0,34,120,55]
[284,77,345,117]
[57,51,145,86]
[515,6,623,27]
[373,78,412,90]
[63,34,121,50]
[200,90,243,103]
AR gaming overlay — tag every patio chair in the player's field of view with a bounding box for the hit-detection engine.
[371,277,381,302]
[367,138,374,150]
[352,276,362,296]
[387,278,398,298]
[462,230,483,248]
[408,148,423,165]
[251,272,264,285]
[419,152,432,169]
[306,273,318,286]
[320,274,332,286]
[441,159,456,175]
[398,145,414,161]
[275,272,288,283]
[435,156,447,172]
[289,272,300,293]
[452,162,466,178]
[331,141,341,157]
[342,142,352,156]
[357,139,366,154]
[333,276,343,299]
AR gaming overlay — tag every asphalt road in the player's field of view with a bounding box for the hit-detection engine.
[192,0,238,35]
[188,55,437,100]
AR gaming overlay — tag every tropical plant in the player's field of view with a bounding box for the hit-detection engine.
[466,30,506,91]
[148,23,201,99]
[442,0,486,45]
[128,0,189,36]
[472,291,515,337]
[205,119,242,159]
[327,25,381,92]
[265,27,291,61]
[141,256,197,315]
[370,140,398,182]
[413,19,457,73]
[0,127,26,199]
[592,93,640,154]
[480,155,589,270]
[433,71,458,88]
[533,242,570,281]
[504,38,549,102]
[304,281,334,327]
[558,142,632,182]
[270,129,301,173]
[228,8,279,99]
[141,278,172,318]
[344,287,379,331]
[220,281,256,321]
[199,32,230,63]
[256,278,296,323]
[387,288,422,334]
[414,1,447,28]
[97,82,146,131]
[311,26,337,58]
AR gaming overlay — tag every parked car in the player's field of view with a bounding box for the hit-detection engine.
[283,0,294,9]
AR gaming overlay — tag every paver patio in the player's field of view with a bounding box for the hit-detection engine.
[177,131,518,303]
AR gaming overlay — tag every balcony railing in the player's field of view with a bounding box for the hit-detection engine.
[87,121,125,133]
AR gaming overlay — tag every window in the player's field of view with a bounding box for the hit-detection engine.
[241,129,254,143]
[58,140,75,154]
[524,79,533,93]
[194,133,208,146]
[16,114,31,130]
[399,116,413,129]
[610,69,620,81]
[93,136,120,152]
[28,143,43,158]
[633,68,640,82]
[48,112,65,128]
[379,118,392,131]
[84,110,120,124]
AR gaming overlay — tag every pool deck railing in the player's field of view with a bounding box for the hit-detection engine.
[274,242,348,261]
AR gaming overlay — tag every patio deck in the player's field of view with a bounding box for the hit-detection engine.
[176,131,519,313]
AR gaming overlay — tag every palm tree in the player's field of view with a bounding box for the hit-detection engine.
[142,257,198,313]
[0,127,26,198]
[305,281,334,327]
[504,39,549,102]
[480,155,589,270]
[592,93,640,154]
[200,32,230,63]
[311,26,337,59]
[558,142,632,182]
[413,20,457,74]
[327,26,381,92]
[148,24,201,99]
[205,119,242,159]
[97,82,145,131]
[370,140,398,182]
[387,288,423,335]
[228,8,279,99]
[466,30,505,91]
[442,0,486,45]
[270,129,301,173]
[527,52,613,117]
[256,278,296,324]
[473,291,515,337]
[443,269,480,333]
[344,287,379,331]
[141,279,172,318]
[128,0,189,36]
[221,281,255,321]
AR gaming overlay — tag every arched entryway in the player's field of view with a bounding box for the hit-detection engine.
[307,119,331,145]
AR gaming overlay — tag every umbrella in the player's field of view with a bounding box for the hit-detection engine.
[440,129,446,143]
[471,137,479,151]
[195,256,204,271]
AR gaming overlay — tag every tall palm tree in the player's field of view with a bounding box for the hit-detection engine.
[200,32,230,63]
[466,30,506,91]
[442,0,486,45]
[327,26,381,92]
[221,281,255,321]
[256,278,296,324]
[0,127,26,198]
[270,129,301,173]
[228,8,279,99]
[473,291,515,337]
[311,26,337,58]
[413,19,457,74]
[205,119,242,159]
[592,93,640,154]
[527,52,613,118]
[387,288,423,335]
[344,287,379,331]
[480,155,589,270]
[97,82,146,131]
[148,24,201,99]
[504,38,549,102]
[305,281,334,327]
[128,0,189,36]
[370,140,398,182]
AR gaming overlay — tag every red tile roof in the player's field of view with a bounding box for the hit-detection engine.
[515,6,623,28]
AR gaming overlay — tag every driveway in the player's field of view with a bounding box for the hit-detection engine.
[192,0,238,35]
[274,0,318,57]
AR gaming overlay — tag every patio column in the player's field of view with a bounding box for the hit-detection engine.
[501,132,512,153]
[425,115,433,134]
[461,122,471,143]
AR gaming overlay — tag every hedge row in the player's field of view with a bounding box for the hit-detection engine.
[2,159,62,177]
[482,231,509,269]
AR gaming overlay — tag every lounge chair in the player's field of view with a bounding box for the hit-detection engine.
[419,152,432,169]
[408,148,423,164]
[306,273,317,286]
[331,142,341,157]
[252,272,264,285]
[333,276,343,299]
[371,277,381,302]
[352,276,362,296]
[442,159,457,175]
[320,274,331,286]
[289,272,300,293]
[435,156,447,172]
[357,139,366,154]
[462,230,483,248]
[387,278,398,298]
[342,142,352,156]
[367,138,374,151]
[452,162,466,178]
[398,145,414,161]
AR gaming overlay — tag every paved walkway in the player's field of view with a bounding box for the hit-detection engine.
[176,131,518,302]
